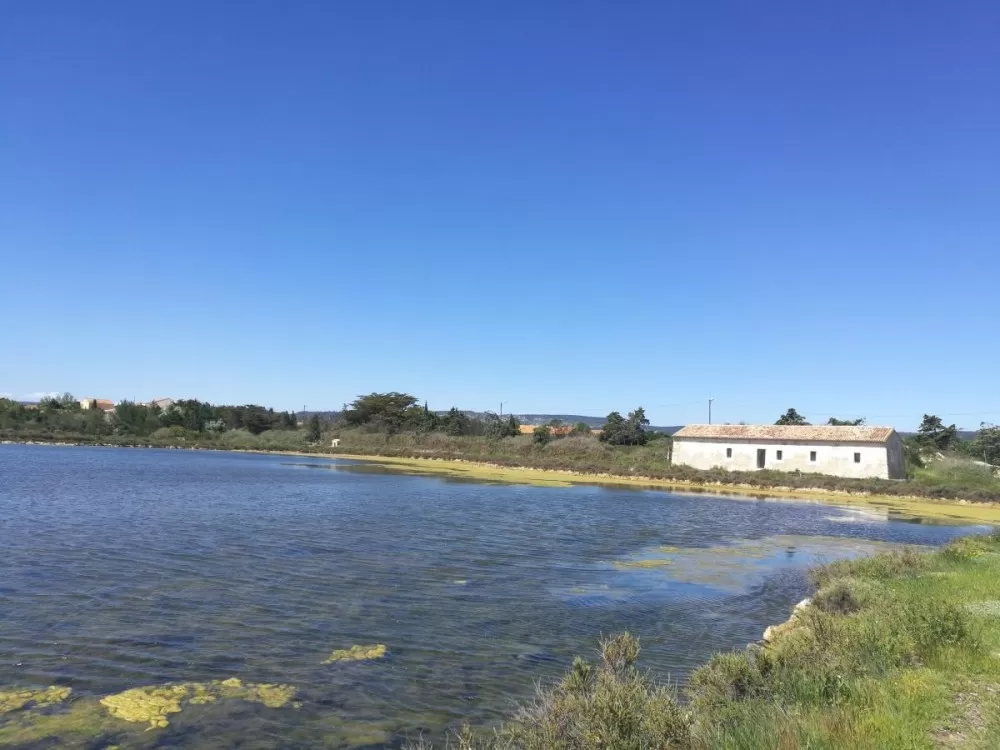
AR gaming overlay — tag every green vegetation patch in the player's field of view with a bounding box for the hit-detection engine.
[99,678,297,730]
[0,686,71,714]
[323,644,387,663]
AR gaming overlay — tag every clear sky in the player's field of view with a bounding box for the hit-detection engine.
[2,2,998,429]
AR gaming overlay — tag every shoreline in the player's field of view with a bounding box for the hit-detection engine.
[5,439,999,524]
[321,452,1000,524]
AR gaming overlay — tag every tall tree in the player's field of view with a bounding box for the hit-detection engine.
[441,407,471,436]
[344,392,418,433]
[775,408,808,426]
[483,411,519,439]
[917,414,958,451]
[306,415,322,443]
[600,407,650,445]
[971,423,1000,466]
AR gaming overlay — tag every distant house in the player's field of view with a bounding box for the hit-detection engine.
[150,398,175,410]
[671,424,905,480]
[80,398,115,413]
[330,438,341,448]
[518,424,575,437]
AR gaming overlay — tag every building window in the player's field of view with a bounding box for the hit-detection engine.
[776,450,783,460]
[854,452,861,463]
[726,448,732,458]
[810,451,817,462]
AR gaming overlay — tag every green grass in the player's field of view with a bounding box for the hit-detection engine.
[912,456,1000,495]
[410,531,1000,749]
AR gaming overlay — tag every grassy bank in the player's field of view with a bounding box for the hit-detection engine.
[410,531,1000,749]
[322,430,1000,504]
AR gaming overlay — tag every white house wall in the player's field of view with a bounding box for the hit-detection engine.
[672,439,893,479]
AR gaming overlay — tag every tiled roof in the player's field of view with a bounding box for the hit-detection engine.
[672,424,895,444]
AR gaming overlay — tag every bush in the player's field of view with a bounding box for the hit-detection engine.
[812,548,930,587]
[904,599,978,657]
[811,578,879,615]
[447,633,691,750]
[532,425,552,446]
[686,648,774,710]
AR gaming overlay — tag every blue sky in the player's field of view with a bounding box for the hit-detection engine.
[2,2,998,429]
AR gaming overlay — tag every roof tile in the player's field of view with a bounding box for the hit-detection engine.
[672,424,895,444]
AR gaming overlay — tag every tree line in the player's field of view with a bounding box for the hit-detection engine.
[339,392,521,439]
[0,394,298,438]
[339,393,659,447]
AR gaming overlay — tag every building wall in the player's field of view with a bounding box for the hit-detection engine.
[885,433,906,479]
[672,438,892,479]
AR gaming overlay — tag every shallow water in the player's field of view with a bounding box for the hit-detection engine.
[0,445,986,747]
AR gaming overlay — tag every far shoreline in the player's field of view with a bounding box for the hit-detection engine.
[5,439,998,525]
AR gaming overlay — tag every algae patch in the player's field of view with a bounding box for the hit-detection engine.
[99,678,297,730]
[613,558,675,570]
[0,686,71,714]
[609,535,912,592]
[323,644,387,663]
[0,699,107,746]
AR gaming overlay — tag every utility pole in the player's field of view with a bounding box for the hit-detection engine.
[500,401,507,417]
[708,398,714,425]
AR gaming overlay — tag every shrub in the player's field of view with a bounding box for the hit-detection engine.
[811,578,879,615]
[904,599,978,657]
[686,648,774,710]
[478,633,690,750]
[812,548,930,587]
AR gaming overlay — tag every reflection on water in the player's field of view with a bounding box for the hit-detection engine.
[0,445,987,748]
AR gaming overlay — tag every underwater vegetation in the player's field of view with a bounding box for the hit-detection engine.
[0,686,71,714]
[612,558,675,569]
[323,644,388,663]
[99,678,297,730]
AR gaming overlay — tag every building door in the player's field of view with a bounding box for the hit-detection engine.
[757,449,766,469]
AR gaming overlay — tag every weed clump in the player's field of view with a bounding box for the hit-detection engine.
[435,633,691,749]
[812,578,878,615]
[323,644,387,663]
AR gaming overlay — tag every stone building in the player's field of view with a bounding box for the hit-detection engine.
[671,424,905,480]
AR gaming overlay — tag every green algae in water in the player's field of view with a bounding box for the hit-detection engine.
[323,644,387,663]
[99,678,297,730]
[613,558,675,569]
[0,700,108,747]
[0,686,71,714]
[609,535,915,592]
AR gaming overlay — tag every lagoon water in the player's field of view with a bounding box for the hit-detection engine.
[0,445,985,747]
